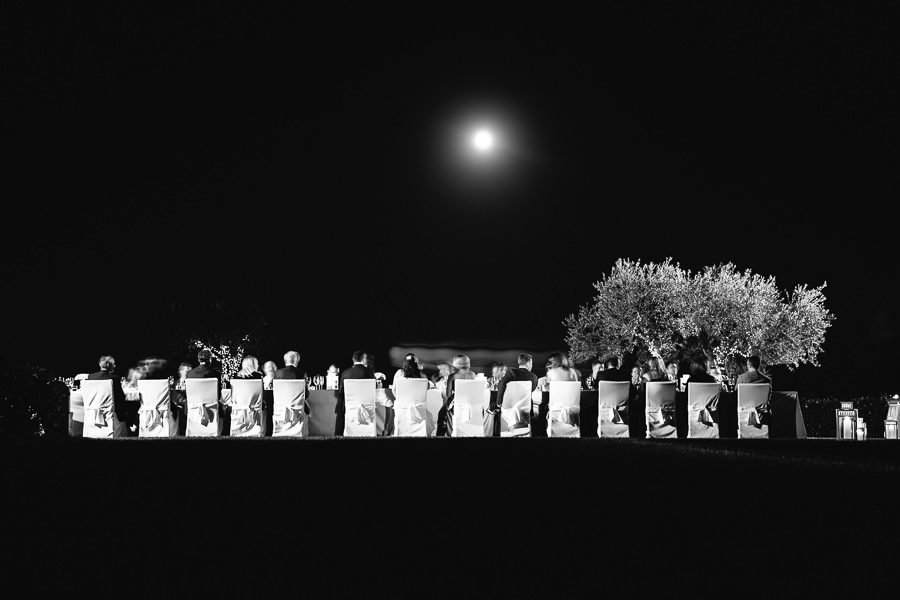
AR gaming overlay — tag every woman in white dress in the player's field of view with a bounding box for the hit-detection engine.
[392,353,428,393]
[546,352,580,383]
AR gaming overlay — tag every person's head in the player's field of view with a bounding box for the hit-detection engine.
[98,355,116,372]
[518,354,534,371]
[240,355,259,374]
[647,357,665,377]
[197,349,212,365]
[604,356,619,370]
[402,353,422,378]
[284,351,300,367]
[548,352,571,370]
[631,365,642,383]
[690,355,708,375]
[352,350,367,365]
[591,358,603,375]
[437,362,452,379]
[666,361,679,378]
[491,362,507,379]
[126,367,142,383]
[178,362,192,379]
[452,354,471,371]
[746,355,761,371]
[262,361,277,376]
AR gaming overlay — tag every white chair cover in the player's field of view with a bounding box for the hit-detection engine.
[452,379,488,437]
[272,379,308,437]
[499,380,532,437]
[393,378,430,437]
[70,391,84,436]
[343,379,377,437]
[548,381,581,437]
[737,383,771,439]
[425,389,444,437]
[687,382,720,438]
[185,378,220,437]
[645,381,677,439]
[81,379,124,438]
[229,379,264,437]
[137,379,174,437]
[598,381,630,438]
[374,388,391,436]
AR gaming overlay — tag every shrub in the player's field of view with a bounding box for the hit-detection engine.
[0,354,69,439]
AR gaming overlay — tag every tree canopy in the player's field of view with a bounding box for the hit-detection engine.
[564,258,835,380]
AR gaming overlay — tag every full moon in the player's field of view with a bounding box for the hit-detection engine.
[472,129,494,152]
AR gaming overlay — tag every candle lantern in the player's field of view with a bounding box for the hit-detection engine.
[885,420,898,440]
[836,401,857,440]
[884,394,900,440]
[856,418,867,441]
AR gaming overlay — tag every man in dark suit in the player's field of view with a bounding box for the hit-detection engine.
[87,355,127,436]
[273,350,307,381]
[336,350,374,437]
[492,354,540,437]
[594,352,635,382]
[185,349,225,434]
[273,350,310,423]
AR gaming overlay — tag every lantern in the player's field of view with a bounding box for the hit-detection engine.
[885,420,898,440]
[884,394,900,440]
[836,401,857,440]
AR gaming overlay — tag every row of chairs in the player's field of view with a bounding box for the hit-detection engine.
[76,378,772,439]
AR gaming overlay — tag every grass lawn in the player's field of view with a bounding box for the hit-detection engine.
[3,436,897,596]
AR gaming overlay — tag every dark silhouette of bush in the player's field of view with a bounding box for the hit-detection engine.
[0,353,68,439]
[801,394,890,438]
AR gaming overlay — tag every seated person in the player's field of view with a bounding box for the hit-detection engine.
[639,357,669,394]
[584,359,603,391]
[486,362,508,393]
[234,355,263,379]
[262,360,277,390]
[685,356,716,386]
[437,354,478,436]
[735,355,771,386]
[546,351,580,383]
[392,353,427,392]
[595,356,631,384]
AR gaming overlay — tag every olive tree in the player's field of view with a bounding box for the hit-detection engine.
[564,258,834,378]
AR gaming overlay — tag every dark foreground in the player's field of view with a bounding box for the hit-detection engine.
[3,437,898,596]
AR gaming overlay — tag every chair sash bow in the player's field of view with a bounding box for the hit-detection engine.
[456,403,481,423]
[85,407,110,427]
[280,404,305,425]
[740,403,769,428]
[347,403,374,425]
[191,402,217,426]
[139,407,162,431]
[600,404,626,424]
[550,405,579,426]
[232,406,259,429]
[501,405,529,429]
[399,402,426,425]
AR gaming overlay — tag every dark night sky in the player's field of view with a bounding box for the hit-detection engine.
[5,3,898,391]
